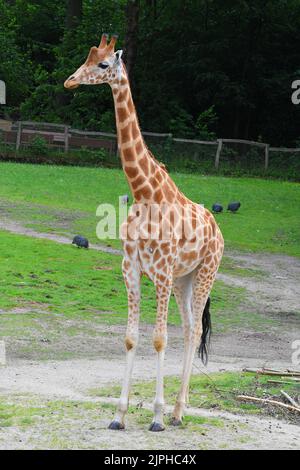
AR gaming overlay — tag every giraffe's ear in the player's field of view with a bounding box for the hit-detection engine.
[114,50,123,64]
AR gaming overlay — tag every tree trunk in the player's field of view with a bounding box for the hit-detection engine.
[66,0,82,30]
[233,105,240,138]
[244,108,252,140]
[123,0,140,82]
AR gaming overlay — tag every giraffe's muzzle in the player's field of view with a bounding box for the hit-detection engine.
[64,76,79,90]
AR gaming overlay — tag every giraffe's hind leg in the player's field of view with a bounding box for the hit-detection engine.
[172,256,221,424]
[171,272,194,425]
[149,272,173,432]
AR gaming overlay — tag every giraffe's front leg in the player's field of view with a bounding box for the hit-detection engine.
[149,279,172,432]
[109,254,140,430]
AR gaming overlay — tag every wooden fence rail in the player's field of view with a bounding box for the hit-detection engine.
[0,120,299,170]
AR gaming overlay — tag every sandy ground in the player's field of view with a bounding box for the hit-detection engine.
[0,218,299,449]
[219,250,300,314]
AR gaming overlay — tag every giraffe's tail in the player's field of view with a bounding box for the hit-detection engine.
[198,297,211,365]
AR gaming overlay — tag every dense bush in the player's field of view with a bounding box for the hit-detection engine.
[1,0,300,150]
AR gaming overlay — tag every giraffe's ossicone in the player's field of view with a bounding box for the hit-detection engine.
[65,34,224,431]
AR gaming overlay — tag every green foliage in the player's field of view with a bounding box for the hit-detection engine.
[27,136,49,156]
[0,0,32,109]
[1,0,300,164]
[16,0,126,130]
[195,106,218,141]
[168,103,195,138]
[20,84,61,123]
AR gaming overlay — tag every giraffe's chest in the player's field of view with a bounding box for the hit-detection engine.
[137,239,175,281]
[137,238,204,281]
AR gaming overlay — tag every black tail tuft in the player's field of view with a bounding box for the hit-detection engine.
[198,297,211,365]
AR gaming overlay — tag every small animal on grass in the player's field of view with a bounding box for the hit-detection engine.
[64,33,224,432]
[212,203,223,213]
[227,201,241,212]
[72,235,89,249]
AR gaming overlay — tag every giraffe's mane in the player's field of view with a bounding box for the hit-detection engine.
[121,63,168,174]
[147,149,168,173]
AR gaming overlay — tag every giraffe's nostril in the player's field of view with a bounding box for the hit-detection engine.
[69,76,75,81]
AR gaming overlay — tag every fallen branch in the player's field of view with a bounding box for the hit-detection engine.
[237,395,300,413]
[267,380,297,386]
[287,369,300,375]
[281,377,300,382]
[263,367,300,377]
[280,390,300,409]
[243,368,300,378]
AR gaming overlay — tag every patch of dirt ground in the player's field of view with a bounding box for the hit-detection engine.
[219,250,300,315]
[0,394,299,450]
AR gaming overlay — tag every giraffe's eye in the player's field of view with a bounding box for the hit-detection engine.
[98,62,109,69]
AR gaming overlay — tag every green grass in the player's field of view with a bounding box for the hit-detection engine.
[0,229,273,330]
[0,230,277,359]
[91,371,300,419]
[0,396,109,429]
[131,405,224,430]
[0,162,299,256]
[0,396,115,449]
[0,162,293,356]
[0,399,46,428]
[0,229,239,324]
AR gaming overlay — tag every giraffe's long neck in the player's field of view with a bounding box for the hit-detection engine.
[111,65,179,204]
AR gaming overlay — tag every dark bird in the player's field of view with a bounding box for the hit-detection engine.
[72,235,89,249]
[212,203,223,213]
[227,201,241,212]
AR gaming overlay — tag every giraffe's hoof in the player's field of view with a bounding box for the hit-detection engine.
[149,422,165,432]
[108,420,125,430]
[170,417,183,426]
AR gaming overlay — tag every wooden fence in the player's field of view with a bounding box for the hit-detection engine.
[0,120,299,170]
[1,121,117,156]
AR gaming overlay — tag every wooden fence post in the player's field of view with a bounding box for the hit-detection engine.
[64,125,69,153]
[215,138,223,169]
[265,144,269,170]
[16,121,22,151]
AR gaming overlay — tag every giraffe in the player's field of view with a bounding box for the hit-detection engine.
[64,34,224,432]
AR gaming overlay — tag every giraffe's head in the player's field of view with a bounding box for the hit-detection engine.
[64,34,123,90]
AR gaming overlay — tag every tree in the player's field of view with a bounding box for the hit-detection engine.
[66,0,82,30]
[2,0,300,147]
[0,0,32,112]
[123,0,140,81]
